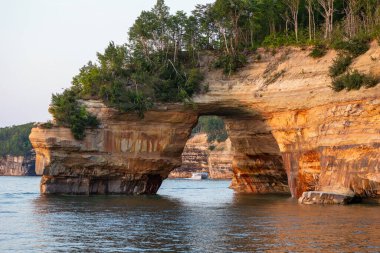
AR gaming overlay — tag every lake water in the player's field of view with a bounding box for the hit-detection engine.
[1,177,380,252]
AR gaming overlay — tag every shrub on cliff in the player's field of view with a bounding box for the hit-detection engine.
[213,53,247,75]
[331,70,378,92]
[262,30,309,48]
[332,36,370,57]
[152,66,204,103]
[309,44,327,58]
[118,90,154,118]
[328,36,373,91]
[49,89,99,140]
[329,54,352,78]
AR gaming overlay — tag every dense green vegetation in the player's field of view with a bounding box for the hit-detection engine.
[50,0,380,139]
[0,123,34,157]
[309,44,327,58]
[329,54,352,78]
[332,36,371,57]
[48,89,99,140]
[331,70,378,91]
[192,116,228,143]
[328,35,377,91]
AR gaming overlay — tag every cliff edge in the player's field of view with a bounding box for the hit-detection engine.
[30,42,380,202]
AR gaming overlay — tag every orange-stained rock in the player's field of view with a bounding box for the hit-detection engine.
[30,42,380,200]
[30,103,199,195]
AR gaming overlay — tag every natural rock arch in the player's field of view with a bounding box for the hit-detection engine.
[30,44,380,201]
[197,106,290,195]
[30,102,291,196]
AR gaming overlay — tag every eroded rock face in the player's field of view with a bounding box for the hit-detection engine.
[0,151,36,176]
[169,134,210,179]
[168,133,233,179]
[208,138,234,179]
[30,42,380,200]
[30,104,198,195]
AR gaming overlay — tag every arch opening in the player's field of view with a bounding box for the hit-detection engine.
[165,109,291,197]
[32,102,292,197]
[168,116,233,181]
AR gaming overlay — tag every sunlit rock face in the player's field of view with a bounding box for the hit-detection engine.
[30,103,198,195]
[30,42,380,200]
[208,138,234,179]
[0,151,36,176]
[168,133,233,179]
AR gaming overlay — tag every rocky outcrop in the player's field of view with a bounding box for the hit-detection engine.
[30,103,198,195]
[0,151,36,176]
[298,191,356,205]
[168,133,233,179]
[30,41,380,201]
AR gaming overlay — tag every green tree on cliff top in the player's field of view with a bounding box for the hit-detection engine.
[49,0,380,139]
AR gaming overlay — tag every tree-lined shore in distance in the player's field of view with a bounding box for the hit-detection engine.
[0,123,34,157]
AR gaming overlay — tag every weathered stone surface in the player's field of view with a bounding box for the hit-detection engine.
[169,133,210,178]
[298,191,355,205]
[208,138,234,179]
[0,151,36,176]
[30,42,380,200]
[40,174,162,195]
[168,133,233,179]
[30,103,199,195]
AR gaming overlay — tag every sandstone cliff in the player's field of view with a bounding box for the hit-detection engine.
[0,151,36,176]
[168,133,233,179]
[30,104,198,194]
[30,41,380,202]
[208,138,234,179]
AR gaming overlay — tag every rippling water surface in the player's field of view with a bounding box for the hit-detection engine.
[1,177,380,252]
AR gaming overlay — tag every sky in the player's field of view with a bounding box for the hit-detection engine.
[0,0,214,127]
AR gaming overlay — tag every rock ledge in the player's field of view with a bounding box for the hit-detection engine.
[298,191,355,205]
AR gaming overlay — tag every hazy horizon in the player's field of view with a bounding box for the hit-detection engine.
[0,0,213,128]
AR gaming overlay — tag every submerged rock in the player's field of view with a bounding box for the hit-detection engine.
[298,191,356,205]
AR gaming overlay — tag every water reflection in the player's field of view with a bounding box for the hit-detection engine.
[229,194,380,252]
[32,195,192,252]
[1,178,380,252]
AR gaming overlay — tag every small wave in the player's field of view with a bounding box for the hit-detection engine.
[0,211,17,214]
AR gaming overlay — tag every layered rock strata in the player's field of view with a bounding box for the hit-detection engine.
[30,104,198,194]
[30,41,380,201]
[208,138,234,179]
[168,133,233,179]
[0,151,36,176]
[169,133,210,178]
